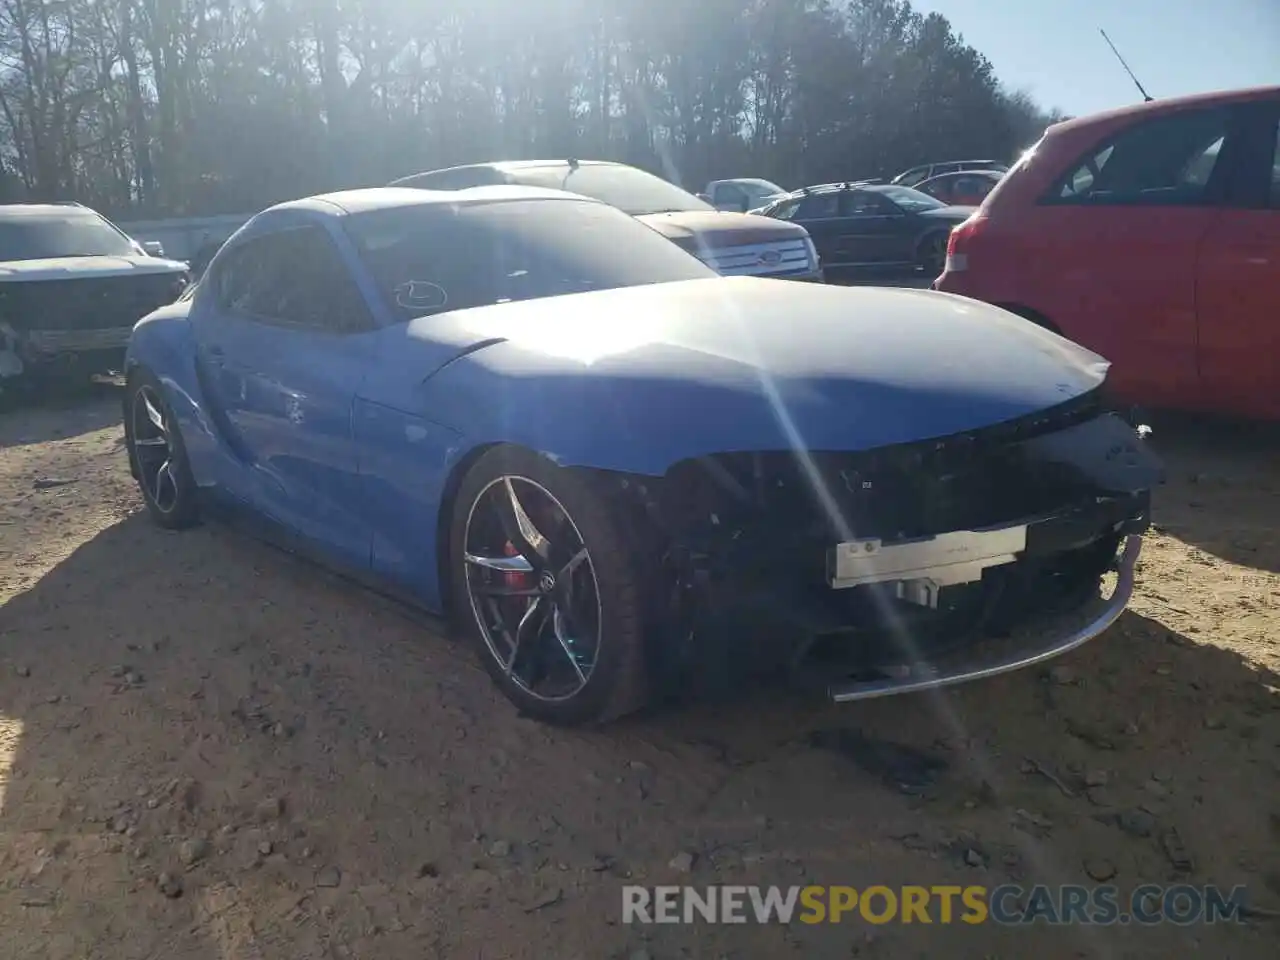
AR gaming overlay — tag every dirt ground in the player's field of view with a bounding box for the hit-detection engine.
[0,386,1277,960]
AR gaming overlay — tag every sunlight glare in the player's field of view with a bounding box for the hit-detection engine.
[0,715,24,812]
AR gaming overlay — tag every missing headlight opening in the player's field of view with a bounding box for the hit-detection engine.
[595,390,1162,701]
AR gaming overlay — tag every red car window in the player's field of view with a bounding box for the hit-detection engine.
[1051,108,1231,206]
[925,180,951,201]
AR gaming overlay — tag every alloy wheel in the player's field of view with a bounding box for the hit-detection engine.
[462,475,603,703]
[922,232,948,275]
[131,385,180,514]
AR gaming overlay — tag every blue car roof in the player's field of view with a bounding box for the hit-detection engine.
[269,185,602,217]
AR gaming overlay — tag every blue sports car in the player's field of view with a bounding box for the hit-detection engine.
[124,185,1162,725]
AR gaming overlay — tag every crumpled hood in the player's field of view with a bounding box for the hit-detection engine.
[636,210,809,246]
[0,254,189,282]
[404,276,1111,473]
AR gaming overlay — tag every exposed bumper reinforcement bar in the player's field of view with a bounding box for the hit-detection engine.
[828,533,1142,703]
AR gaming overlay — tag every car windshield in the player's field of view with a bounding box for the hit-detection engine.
[733,179,786,201]
[871,185,947,211]
[0,211,137,261]
[506,164,715,216]
[342,197,717,320]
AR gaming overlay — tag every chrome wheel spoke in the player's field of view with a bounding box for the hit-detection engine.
[154,460,177,510]
[495,477,551,568]
[466,552,541,596]
[505,596,549,677]
[556,546,589,582]
[552,607,589,685]
[142,392,166,433]
[465,552,534,574]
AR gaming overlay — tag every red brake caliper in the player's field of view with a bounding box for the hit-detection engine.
[503,541,532,592]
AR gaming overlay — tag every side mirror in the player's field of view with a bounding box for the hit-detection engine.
[142,240,165,257]
[695,193,712,203]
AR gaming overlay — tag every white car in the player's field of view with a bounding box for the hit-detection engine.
[700,178,790,213]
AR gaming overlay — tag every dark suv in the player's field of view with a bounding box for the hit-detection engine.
[0,203,190,389]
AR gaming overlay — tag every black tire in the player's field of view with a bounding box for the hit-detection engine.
[124,366,200,529]
[916,230,949,277]
[447,444,648,726]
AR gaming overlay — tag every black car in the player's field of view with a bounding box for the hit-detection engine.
[757,183,975,278]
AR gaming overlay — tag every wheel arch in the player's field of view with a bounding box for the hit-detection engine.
[125,310,193,382]
[433,440,503,618]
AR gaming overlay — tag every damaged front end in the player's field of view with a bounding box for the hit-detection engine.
[0,273,188,388]
[603,387,1162,702]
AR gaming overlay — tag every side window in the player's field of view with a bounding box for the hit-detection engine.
[922,180,951,201]
[795,193,841,219]
[1051,108,1231,205]
[1270,120,1280,207]
[712,184,747,208]
[212,238,270,314]
[213,228,371,333]
[270,228,371,332]
[843,191,899,216]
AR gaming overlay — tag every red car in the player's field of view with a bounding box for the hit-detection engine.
[935,85,1280,420]
[916,170,1003,207]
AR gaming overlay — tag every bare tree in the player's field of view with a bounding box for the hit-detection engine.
[0,0,1063,215]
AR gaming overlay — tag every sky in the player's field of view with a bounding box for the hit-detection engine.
[912,0,1280,116]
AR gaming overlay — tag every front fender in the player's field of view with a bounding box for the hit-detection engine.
[126,307,226,490]
[126,308,193,385]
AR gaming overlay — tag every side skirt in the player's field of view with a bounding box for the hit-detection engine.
[195,490,454,638]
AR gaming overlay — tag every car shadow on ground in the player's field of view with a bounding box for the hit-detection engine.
[0,386,122,448]
[0,510,1276,958]
[1146,411,1280,574]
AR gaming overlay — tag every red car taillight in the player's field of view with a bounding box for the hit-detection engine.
[945,216,985,273]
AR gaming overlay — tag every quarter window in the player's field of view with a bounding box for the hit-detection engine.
[1052,108,1231,206]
